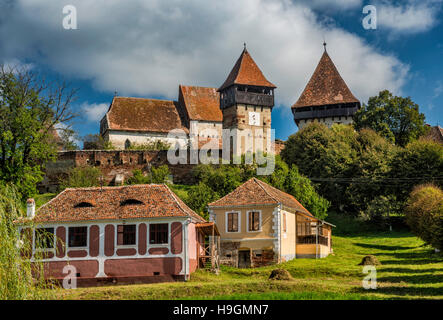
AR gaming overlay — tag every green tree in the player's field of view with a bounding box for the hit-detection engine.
[389,138,443,202]
[151,165,170,184]
[284,165,330,220]
[353,90,428,147]
[60,166,103,189]
[405,184,443,251]
[186,182,219,220]
[58,127,79,151]
[0,65,76,198]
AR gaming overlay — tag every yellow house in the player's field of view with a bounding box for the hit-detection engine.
[208,178,334,267]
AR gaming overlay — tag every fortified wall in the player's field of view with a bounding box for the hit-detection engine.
[39,150,197,193]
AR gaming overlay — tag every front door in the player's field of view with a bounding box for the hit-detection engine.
[238,250,251,268]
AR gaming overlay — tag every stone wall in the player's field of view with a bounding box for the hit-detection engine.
[39,150,197,193]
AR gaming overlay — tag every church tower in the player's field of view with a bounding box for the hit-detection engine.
[218,45,276,157]
[291,44,360,129]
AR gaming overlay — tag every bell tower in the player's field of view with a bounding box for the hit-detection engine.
[217,45,276,157]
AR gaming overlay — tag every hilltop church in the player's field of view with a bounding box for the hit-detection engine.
[99,44,360,153]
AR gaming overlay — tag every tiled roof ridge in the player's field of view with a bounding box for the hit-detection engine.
[113,96,174,103]
[165,184,205,222]
[252,178,280,204]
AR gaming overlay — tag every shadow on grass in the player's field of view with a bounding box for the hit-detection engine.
[352,285,443,298]
[354,243,418,251]
[380,267,443,274]
[377,274,443,285]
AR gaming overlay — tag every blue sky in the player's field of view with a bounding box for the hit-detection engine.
[1,0,442,143]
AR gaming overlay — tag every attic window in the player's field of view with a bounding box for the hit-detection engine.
[120,199,144,206]
[74,202,94,208]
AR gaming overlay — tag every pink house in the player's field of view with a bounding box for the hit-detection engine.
[18,184,219,286]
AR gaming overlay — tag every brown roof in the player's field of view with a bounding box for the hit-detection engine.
[106,97,188,133]
[208,178,314,218]
[179,85,223,122]
[426,125,443,144]
[30,184,205,223]
[292,50,359,108]
[218,48,276,91]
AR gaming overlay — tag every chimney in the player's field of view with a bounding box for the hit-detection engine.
[26,198,35,218]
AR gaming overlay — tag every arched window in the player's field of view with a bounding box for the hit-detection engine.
[120,199,144,206]
[74,202,94,208]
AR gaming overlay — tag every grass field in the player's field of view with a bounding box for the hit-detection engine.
[54,228,443,300]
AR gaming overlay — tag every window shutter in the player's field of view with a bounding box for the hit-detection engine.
[228,213,233,232]
[232,213,238,231]
[248,212,252,231]
[253,212,260,231]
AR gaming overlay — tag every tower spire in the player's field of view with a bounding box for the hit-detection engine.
[323,41,327,51]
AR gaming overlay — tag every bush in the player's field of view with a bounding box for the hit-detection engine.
[0,184,53,299]
[127,165,171,185]
[60,166,103,189]
[126,140,171,150]
[186,182,219,220]
[405,184,443,251]
[359,195,402,229]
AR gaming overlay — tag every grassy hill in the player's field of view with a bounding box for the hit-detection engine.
[54,229,443,300]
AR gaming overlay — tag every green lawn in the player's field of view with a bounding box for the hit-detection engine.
[54,230,443,300]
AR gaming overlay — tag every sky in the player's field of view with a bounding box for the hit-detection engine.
[1,0,442,142]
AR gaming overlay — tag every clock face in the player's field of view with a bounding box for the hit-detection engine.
[249,111,260,126]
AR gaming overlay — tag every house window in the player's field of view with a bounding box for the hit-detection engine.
[248,211,260,232]
[35,228,54,249]
[117,224,136,246]
[150,223,168,244]
[227,212,239,232]
[68,227,87,247]
[283,212,287,233]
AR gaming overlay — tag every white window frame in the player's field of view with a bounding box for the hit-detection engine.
[115,223,138,249]
[225,211,241,233]
[246,210,262,233]
[67,225,89,250]
[148,222,170,246]
[33,226,56,252]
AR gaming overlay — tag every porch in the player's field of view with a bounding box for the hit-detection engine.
[195,222,220,273]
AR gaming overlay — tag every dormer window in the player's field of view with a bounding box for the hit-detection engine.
[74,202,94,208]
[120,199,144,206]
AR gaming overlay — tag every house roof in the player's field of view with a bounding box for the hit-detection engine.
[208,178,314,218]
[105,97,188,133]
[426,125,443,144]
[179,85,223,122]
[218,48,276,91]
[29,184,205,224]
[292,50,359,108]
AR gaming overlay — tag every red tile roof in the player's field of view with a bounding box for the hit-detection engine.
[292,50,359,108]
[208,178,314,218]
[105,97,188,133]
[179,85,223,122]
[218,48,276,91]
[31,184,205,223]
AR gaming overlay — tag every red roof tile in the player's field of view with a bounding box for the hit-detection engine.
[218,48,276,91]
[292,50,359,108]
[208,178,314,218]
[106,97,188,133]
[31,184,205,223]
[179,85,222,122]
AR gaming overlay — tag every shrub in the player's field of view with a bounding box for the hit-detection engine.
[60,166,103,189]
[359,195,402,229]
[186,182,219,220]
[0,184,53,299]
[151,165,171,184]
[405,184,443,251]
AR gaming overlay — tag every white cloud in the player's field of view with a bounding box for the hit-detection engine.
[377,0,442,34]
[81,102,109,122]
[433,81,443,98]
[0,0,409,108]
[298,0,362,10]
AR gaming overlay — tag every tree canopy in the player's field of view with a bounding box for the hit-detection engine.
[0,65,76,197]
[353,90,428,147]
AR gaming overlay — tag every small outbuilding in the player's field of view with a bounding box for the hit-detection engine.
[208,178,334,268]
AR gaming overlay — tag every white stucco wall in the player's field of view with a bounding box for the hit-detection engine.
[107,130,189,149]
[297,116,354,130]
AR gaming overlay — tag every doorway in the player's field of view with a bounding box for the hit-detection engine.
[238,250,251,268]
